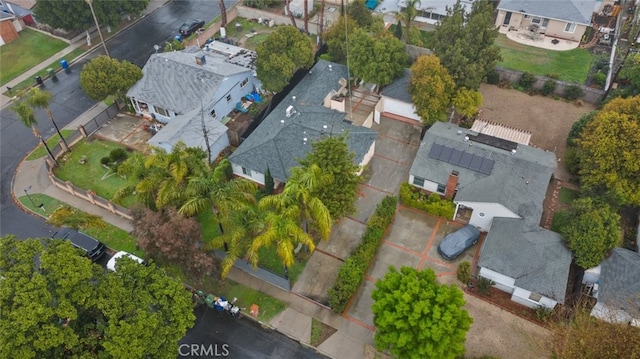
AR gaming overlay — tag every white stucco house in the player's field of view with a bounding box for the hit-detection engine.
[409,122,571,309]
[228,60,377,187]
[127,42,262,161]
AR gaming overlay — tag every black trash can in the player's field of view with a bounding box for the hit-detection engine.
[35,76,44,86]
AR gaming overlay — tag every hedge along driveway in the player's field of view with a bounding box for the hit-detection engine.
[495,34,594,83]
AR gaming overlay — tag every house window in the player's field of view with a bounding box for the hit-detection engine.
[210,109,217,118]
[155,106,169,117]
[242,167,252,176]
[531,17,541,24]
[437,184,446,193]
[529,292,542,302]
[413,176,425,187]
[226,94,232,103]
[541,18,549,28]
[240,78,249,88]
[564,22,576,33]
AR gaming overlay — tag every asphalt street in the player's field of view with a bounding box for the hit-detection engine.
[0,0,235,238]
[180,305,328,359]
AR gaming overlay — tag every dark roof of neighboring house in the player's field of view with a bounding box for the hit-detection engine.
[229,60,378,182]
[498,0,596,25]
[3,1,32,16]
[0,11,14,20]
[127,45,254,116]
[478,217,572,303]
[381,69,411,103]
[410,122,556,225]
[597,248,640,311]
[148,108,227,154]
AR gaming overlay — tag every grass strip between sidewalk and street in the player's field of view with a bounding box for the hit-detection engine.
[26,129,75,161]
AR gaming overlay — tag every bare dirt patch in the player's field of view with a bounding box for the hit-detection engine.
[478,84,595,180]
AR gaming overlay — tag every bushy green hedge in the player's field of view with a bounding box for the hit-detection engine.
[328,196,397,313]
[399,183,455,218]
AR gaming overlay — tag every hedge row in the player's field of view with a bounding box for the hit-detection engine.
[327,196,398,313]
[399,183,455,218]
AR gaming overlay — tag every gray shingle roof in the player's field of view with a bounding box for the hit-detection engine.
[498,0,596,25]
[410,122,556,225]
[597,248,640,311]
[127,46,253,116]
[148,108,227,153]
[381,69,412,103]
[478,217,572,303]
[229,60,378,182]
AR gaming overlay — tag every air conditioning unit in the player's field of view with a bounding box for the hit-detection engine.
[286,105,296,118]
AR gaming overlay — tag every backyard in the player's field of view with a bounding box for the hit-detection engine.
[495,34,595,83]
[0,28,68,86]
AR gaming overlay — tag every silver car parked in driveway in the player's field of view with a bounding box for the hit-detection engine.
[437,224,481,261]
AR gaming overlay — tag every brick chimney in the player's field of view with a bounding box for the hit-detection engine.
[444,170,459,199]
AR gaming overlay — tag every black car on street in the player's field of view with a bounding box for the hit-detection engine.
[52,228,107,262]
[179,19,205,36]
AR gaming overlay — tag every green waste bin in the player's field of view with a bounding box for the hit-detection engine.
[46,68,57,80]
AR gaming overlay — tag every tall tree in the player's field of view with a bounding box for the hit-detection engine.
[26,87,69,149]
[348,0,374,28]
[10,98,58,166]
[452,87,483,118]
[285,0,298,28]
[303,0,309,34]
[0,236,194,359]
[399,0,422,43]
[372,266,473,359]
[256,26,314,93]
[393,19,403,40]
[299,135,360,219]
[324,15,358,62]
[264,167,275,195]
[409,55,456,126]
[577,95,640,206]
[561,198,621,269]
[428,0,500,90]
[348,29,407,86]
[80,55,142,102]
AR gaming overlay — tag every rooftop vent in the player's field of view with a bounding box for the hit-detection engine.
[286,105,296,118]
[195,55,206,65]
[328,64,333,71]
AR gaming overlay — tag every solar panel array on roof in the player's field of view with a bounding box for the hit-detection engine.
[428,143,494,175]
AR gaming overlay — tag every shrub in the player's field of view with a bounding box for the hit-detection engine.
[477,277,494,295]
[328,196,397,313]
[546,72,560,79]
[399,183,456,218]
[109,148,128,163]
[457,261,471,284]
[563,84,585,100]
[566,111,596,147]
[564,148,582,175]
[591,72,606,87]
[100,157,111,166]
[541,79,557,96]
[534,306,553,322]
[518,72,536,90]
[486,69,500,85]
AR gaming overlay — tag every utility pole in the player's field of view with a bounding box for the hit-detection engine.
[86,0,110,58]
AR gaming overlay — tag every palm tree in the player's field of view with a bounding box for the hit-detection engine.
[218,0,227,28]
[259,164,333,240]
[303,0,309,34]
[397,0,422,44]
[11,100,58,166]
[178,159,257,218]
[26,87,69,150]
[246,206,315,271]
[205,201,266,278]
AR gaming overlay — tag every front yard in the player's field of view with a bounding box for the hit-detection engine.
[495,34,594,83]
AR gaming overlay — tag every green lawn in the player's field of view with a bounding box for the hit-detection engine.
[0,28,68,86]
[495,34,594,83]
[559,187,579,204]
[26,129,75,161]
[16,193,141,256]
[53,139,137,207]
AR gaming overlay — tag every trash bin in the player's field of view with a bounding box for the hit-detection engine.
[175,35,182,42]
[60,59,68,69]
[35,76,43,86]
[46,68,57,80]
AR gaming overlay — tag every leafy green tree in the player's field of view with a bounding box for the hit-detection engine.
[393,19,403,40]
[256,26,314,93]
[409,55,455,126]
[562,198,621,269]
[577,96,640,206]
[452,87,483,118]
[80,55,142,102]
[264,167,275,195]
[324,15,358,62]
[0,236,194,359]
[619,53,640,93]
[348,28,407,86]
[115,141,210,210]
[348,0,373,28]
[34,0,148,31]
[372,266,473,359]
[428,0,501,90]
[299,135,360,219]
[10,98,58,165]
